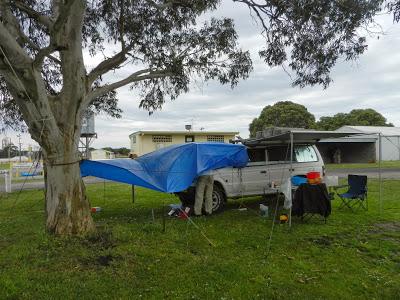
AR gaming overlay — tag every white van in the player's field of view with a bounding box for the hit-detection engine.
[176,143,325,212]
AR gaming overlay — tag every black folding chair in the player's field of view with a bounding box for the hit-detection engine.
[336,175,368,211]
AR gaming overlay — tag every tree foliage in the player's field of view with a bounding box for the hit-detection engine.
[249,101,315,137]
[0,1,395,132]
[0,143,18,158]
[316,108,394,130]
[101,147,130,156]
[250,105,393,136]
[0,0,253,132]
[234,0,384,87]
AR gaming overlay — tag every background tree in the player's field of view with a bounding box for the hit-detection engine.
[249,101,315,137]
[101,147,130,157]
[0,143,18,158]
[316,108,393,130]
[0,1,392,235]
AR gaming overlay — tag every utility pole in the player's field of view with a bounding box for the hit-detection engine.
[17,134,22,162]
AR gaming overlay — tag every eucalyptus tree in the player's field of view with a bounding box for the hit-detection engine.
[0,0,391,235]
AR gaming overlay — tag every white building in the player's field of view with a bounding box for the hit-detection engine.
[338,126,400,161]
[129,130,239,156]
[91,149,116,160]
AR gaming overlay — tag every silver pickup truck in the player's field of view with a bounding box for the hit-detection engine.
[176,143,325,212]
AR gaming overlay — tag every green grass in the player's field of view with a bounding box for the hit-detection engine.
[0,163,10,170]
[0,181,399,299]
[326,160,400,170]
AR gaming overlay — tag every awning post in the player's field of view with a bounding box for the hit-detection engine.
[289,132,294,227]
[378,133,382,215]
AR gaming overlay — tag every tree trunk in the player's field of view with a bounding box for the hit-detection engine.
[44,149,95,235]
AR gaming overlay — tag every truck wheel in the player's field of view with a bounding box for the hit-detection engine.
[177,184,226,213]
[212,184,226,213]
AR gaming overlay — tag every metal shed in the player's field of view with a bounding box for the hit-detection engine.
[318,126,400,163]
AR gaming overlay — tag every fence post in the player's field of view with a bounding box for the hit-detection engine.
[4,171,11,193]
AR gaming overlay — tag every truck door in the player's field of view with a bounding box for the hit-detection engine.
[240,147,269,195]
[266,145,291,186]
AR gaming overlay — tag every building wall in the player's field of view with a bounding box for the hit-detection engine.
[376,136,400,161]
[317,142,376,164]
[130,133,235,156]
[91,150,115,160]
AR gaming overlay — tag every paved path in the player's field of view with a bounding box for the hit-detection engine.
[0,177,109,193]
[327,168,400,179]
[1,168,399,192]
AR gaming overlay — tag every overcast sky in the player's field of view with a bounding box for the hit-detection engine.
[3,2,400,150]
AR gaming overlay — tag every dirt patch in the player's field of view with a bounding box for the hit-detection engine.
[309,235,334,247]
[79,254,121,268]
[369,222,400,233]
[96,254,114,266]
[81,229,116,249]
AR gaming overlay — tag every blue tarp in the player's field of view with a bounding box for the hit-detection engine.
[80,142,248,193]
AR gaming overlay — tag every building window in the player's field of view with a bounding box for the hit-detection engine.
[207,135,225,142]
[185,135,195,143]
[131,135,136,143]
[152,135,172,143]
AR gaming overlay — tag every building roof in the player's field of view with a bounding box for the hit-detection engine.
[129,130,239,138]
[338,126,400,136]
[245,129,366,146]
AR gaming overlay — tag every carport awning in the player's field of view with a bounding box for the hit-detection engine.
[80,142,248,193]
[244,130,368,145]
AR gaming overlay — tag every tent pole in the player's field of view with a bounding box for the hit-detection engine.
[378,133,382,215]
[289,132,294,228]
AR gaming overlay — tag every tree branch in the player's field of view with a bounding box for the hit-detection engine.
[85,68,173,106]
[0,22,32,68]
[87,50,130,86]
[51,0,78,36]
[13,0,52,29]
[33,0,78,67]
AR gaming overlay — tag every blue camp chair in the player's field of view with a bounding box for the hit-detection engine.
[336,175,368,211]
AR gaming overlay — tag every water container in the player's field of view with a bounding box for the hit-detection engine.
[260,204,269,217]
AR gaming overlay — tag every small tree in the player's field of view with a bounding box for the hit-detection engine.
[249,101,315,137]
[0,1,389,235]
[317,109,393,130]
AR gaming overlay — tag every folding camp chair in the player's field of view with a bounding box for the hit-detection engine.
[335,175,368,211]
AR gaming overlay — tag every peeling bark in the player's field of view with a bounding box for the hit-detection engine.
[44,150,95,235]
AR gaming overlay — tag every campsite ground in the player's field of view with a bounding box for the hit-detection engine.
[0,180,399,299]
[0,163,10,170]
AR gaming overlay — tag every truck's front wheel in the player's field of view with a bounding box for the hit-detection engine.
[212,184,226,213]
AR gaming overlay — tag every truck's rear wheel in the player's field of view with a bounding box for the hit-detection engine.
[177,183,226,213]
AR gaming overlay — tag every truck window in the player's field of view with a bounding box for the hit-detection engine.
[247,148,266,164]
[294,145,318,162]
[267,145,290,163]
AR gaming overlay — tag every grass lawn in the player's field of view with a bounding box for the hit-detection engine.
[326,161,400,170]
[0,163,10,170]
[0,181,399,299]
